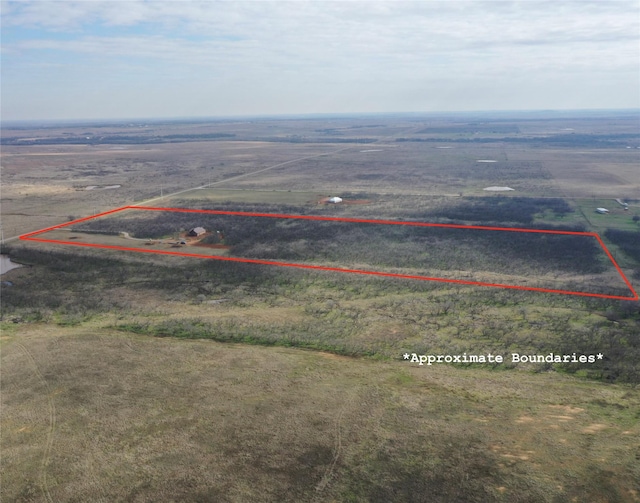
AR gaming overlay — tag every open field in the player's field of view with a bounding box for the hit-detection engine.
[573,198,640,231]
[175,188,326,205]
[2,324,639,503]
[3,113,639,240]
[2,112,640,501]
[0,140,340,239]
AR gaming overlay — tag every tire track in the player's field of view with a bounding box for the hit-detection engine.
[131,146,355,207]
[15,341,56,503]
[313,401,347,500]
[131,124,419,208]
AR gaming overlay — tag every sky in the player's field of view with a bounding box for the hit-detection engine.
[2,0,639,121]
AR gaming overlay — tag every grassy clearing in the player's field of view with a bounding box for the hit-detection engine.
[38,229,231,257]
[1,325,639,502]
[574,198,640,231]
[169,188,324,205]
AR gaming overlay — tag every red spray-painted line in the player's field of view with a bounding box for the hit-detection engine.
[18,205,639,301]
[19,206,130,239]
[592,233,639,300]
[20,235,638,301]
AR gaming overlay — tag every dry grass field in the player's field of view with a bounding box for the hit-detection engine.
[3,114,639,240]
[2,113,639,502]
[0,140,339,239]
[2,324,639,503]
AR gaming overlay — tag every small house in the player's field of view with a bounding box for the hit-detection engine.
[188,227,206,236]
[595,208,609,214]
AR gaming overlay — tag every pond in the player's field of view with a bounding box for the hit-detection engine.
[0,255,23,275]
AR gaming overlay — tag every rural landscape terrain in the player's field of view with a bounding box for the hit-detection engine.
[2,111,640,502]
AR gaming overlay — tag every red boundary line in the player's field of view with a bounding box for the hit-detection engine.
[19,205,639,301]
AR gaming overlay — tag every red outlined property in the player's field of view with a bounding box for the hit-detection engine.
[19,205,639,301]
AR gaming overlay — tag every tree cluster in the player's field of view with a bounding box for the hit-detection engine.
[604,228,640,262]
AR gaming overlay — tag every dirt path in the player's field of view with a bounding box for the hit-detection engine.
[119,231,150,241]
[130,146,357,208]
[14,341,56,503]
[130,125,421,208]
[2,125,421,244]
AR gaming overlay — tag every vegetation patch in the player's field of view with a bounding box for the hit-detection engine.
[429,196,574,225]
[604,228,640,262]
[67,204,619,290]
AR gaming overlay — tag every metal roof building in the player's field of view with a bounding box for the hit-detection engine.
[188,227,206,236]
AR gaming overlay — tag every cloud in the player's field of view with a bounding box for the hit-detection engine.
[2,0,638,119]
[4,1,638,42]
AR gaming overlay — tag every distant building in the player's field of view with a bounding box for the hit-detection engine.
[188,227,206,236]
[328,196,343,204]
[595,208,609,214]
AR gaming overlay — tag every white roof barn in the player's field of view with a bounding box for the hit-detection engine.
[595,208,609,214]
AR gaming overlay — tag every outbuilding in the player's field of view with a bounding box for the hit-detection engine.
[595,208,609,214]
[188,227,206,236]
[328,196,343,204]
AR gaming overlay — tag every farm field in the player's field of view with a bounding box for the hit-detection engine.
[2,113,640,502]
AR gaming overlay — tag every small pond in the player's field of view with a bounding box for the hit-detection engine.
[0,255,23,275]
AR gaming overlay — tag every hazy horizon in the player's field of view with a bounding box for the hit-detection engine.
[3,107,640,128]
[2,0,639,121]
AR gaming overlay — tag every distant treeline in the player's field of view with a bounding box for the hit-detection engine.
[415,124,520,134]
[254,137,378,144]
[396,133,639,147]
[314,125,386,134]
[0,134,384,145]
[0,132,236,146]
